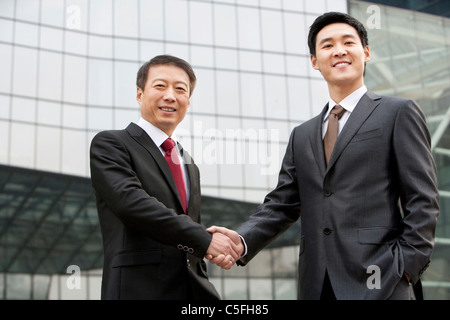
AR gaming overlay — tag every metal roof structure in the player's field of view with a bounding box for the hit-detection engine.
[0,164,299,275]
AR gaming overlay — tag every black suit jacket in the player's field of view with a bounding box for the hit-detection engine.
[236,92,439,299]
[90,122,219,300]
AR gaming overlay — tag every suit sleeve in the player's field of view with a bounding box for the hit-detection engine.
[89,130,212,258]
[393,100,439,284]
[237,129,302,265]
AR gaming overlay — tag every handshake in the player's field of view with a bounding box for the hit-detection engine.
[205,226,245,270]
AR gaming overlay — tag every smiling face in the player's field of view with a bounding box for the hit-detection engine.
[310,22,370,100]
[136,64,190,136]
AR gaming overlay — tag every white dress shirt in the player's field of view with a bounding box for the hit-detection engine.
[322,85,368,139]
[135,117,190,206]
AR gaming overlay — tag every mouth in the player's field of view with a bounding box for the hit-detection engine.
[159,106,176,112]
[333,61,351,68]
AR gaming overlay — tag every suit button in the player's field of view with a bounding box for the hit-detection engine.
[323,228,332,235]
[324,191,332,197]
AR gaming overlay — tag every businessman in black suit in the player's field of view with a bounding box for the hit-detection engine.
[90,55,242,299]
[208,12,439,300]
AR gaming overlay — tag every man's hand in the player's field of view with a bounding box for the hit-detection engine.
[205,226,244,270]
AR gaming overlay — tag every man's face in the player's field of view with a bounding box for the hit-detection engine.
[137,64,190,136]
[311,23,370,90]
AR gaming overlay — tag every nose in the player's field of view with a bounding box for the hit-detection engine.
[163,88,176,102]
[333,43,347,57]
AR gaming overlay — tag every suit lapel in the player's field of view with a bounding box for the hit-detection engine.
[125,123,183,210]
[326,91,381,171]
[310,104,329,176]
[181,146,200,221]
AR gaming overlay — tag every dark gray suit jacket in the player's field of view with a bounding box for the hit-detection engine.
[90,122,219,300]
[237,91,439,299]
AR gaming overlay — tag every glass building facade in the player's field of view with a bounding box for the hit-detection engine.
[0,0,448,299]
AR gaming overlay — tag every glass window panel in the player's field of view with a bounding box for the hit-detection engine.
[189,2,212,45]
[287,77,311,121]
[240,73,264,118]
[237,7,261,50]
[286,55,308,77]
[37,100,61,126]
[263,52,285,75]
[63,55,87,104]
[260,0,282,9]
[114,38,138,61]
[39,26,63,51]
[41,0,64,27]
[16,0,39,22]
[114,108,139,130]
[0,95,10,119]
[63,104,86,129]
[213,4,237,47]
[0,0,15,18]
[38,51,62,100]
[0,120,9,163]
[114,61,139,108]
[261,10,283,52]
[326,0,347,13]
[264,75,288,120]
[14,21,38,47]
[36,126,61,172]
[0,18,13,42]
[216,70,240,116]
[89,0,113,35]
[0,43,12,93]
[283,0,304,11]
[283,12,307,55]
[165,43,189,63]
[223,278,247,300]
[61,128,87,175]
[139,0,163,40]
[87,107,112,131]
[249,279,272,299]
[164,0,188,43]
[88,35,113,59]
[10,122,35,167]
[215,48,238,70]
[65,30,87,55]
[6,274,31,299]
[139,41,164,62]
[190,46,214,68]
[87,58,112,107]
[11,97,35,123]
[304,0,325,14]
[310,78,329,115]
[239,51,262,72]
[275,279,296,299]
[190,69,215,114]
[114,0,138,37]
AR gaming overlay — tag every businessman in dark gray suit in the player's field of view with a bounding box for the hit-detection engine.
[90,55,242,299]
[207,12,439,300]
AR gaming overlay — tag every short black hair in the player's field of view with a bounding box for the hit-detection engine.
[136,54,197,97]
[308,12,369,56]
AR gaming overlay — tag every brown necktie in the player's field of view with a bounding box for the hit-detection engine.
[161,138,187,213]
[323,104,346,166]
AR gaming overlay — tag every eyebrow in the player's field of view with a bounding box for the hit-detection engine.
[152,78,189,88]
[318,34,358,45]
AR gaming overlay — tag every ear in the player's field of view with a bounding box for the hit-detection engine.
[136,87,143,104]
[364,45,371,63]
[310,54,320,71]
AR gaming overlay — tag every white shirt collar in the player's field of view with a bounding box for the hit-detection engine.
[324,85,368,121]
[136,117,179,149]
